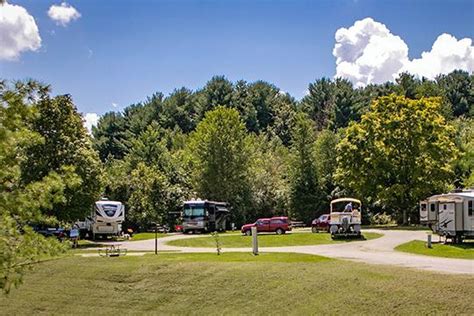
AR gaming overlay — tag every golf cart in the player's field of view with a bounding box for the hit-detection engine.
[329,198,362,238]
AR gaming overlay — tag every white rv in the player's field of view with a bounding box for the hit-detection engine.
[76,200,125,239]
[420,189,474,243]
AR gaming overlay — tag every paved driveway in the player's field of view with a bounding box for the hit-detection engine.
[104,230,473,275]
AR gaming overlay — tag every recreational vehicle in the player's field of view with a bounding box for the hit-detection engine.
[420,189,474,243]
[76,200,125,239]
[182,200,229,234]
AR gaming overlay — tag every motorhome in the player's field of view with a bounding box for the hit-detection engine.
[182,200,229,234]
[76,200,125,239]
[420,189,474,243]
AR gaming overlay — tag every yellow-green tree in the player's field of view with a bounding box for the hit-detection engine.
[336,95,457,224]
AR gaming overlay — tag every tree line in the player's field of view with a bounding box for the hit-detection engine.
[0,71,472,291]
[92,71,473,227]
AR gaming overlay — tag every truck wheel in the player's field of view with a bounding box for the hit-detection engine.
[245,230,251,236]
[311,227,318,233]
[276,228,284,235]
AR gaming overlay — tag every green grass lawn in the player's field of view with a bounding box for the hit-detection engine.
[1,253,473,315]
[167,232,382,248]
[130,232,168,241]
[395,240,474,259]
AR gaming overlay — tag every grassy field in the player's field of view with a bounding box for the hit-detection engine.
[130,232,168,241]
[1,253,473,315]
[167,232,382,248]
[396,240,474,259]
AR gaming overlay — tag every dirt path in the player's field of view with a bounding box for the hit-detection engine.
[97,230,473,275]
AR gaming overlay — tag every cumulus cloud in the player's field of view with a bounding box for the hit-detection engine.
[333,17,474,86]
[48,2,81,26]
[402,33,474,79]
[0,2,41,61]
[83,112,99,134]
[333,18,408,87]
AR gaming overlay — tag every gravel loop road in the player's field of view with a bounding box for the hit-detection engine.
[100,230,473,275]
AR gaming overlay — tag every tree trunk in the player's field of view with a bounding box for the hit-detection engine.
[402,209,407,225]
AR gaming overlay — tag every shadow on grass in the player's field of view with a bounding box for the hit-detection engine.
[76,242,109,249]
[445,242,474,250]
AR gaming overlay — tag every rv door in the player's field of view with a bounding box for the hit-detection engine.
[419,201,428,223]
[428,202,438,222]
[438,202,455,235]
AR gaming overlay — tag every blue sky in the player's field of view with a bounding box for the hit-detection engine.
[1,0,473,117]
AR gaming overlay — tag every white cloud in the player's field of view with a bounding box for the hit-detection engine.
[48,2,81,26]
[333,17,408,87]
[333,18,474,86]
[111,102,118,108]
[83,112,99,134]
[402,33,474,79]
[0,2,41,61]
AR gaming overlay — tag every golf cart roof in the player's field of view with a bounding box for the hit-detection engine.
[331,198,361,205]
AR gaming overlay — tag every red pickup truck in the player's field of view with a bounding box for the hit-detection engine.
[241,217,292,235]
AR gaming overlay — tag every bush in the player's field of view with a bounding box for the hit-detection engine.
[369,212,396,226]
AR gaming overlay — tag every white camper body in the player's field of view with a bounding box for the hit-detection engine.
[77,200,125,239]
[420,190,474,242]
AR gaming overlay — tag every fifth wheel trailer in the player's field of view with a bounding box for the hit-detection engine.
[76,200,125,239]
[420,189,474,243]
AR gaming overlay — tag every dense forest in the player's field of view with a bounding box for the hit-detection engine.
[1,71,473,291]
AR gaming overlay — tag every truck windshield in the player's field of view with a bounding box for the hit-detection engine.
[183,205,205,217]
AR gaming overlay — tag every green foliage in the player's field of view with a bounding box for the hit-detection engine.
[210,232,221,255]
[369,212,396,226]
[452,118,474,187]
[92,112,128,161]
[248,134,290,219]
[289,113,322,223]
[436,70,474,118]
[102,126,190,229]
[188,106,251,224]
[128,163,170,227]
[0,80,73,294]
[21,94,103,221]
[336,94,457,223]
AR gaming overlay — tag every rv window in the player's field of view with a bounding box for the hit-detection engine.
[430,204,435,212]
[469,201,473,216]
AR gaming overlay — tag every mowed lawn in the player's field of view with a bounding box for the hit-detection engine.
[1,253,473,315]
[167,232,382,248]
[130,232,168,241]
[396,240,474,259]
